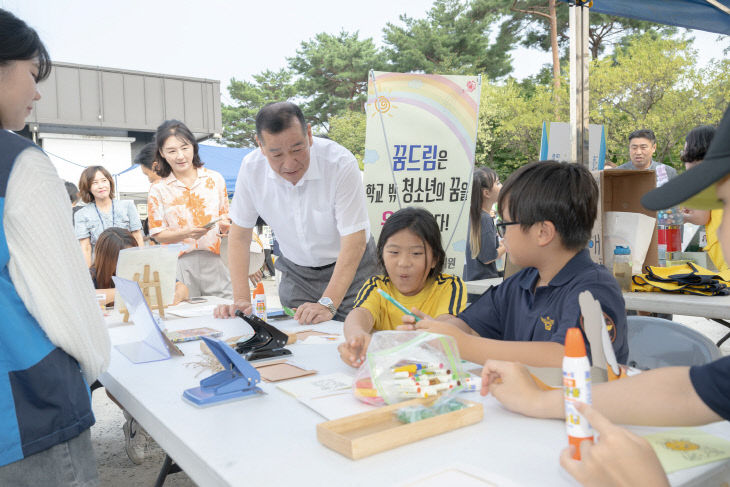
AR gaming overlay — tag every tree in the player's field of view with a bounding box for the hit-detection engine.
[589,33,725,169]
[476,78,568,178]
[470,0,674,120]
[328,110,367,170]
[506,0,561,118]
[382,0,515,79]
[220,69,297,147]
[288,31,386,130]
[472,0,675,61]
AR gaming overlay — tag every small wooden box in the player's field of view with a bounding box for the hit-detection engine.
[316,397,483,460]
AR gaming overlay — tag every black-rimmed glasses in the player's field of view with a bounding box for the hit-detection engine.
[496,220,520,238]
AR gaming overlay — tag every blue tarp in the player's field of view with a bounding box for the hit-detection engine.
[560,0,730,35]
[198,144,254,196]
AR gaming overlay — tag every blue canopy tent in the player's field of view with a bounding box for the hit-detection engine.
[198,145,254,196]
[581,0,730,34]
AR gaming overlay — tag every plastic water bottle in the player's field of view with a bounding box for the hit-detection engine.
[612,246,632,292]
[658,207,683,265]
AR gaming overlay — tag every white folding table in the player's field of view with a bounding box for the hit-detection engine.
[100,302,730,486]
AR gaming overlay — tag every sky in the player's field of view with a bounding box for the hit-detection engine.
[3,0,728,106]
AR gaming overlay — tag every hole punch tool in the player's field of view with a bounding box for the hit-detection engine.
[183,336,264,407]
[234,310,292,361]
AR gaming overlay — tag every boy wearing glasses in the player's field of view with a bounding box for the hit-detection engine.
[403,161,628,367]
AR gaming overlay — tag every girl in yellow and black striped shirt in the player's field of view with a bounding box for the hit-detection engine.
[338,207,466,367]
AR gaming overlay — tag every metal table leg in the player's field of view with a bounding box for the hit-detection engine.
[153,454,182,487]
[711,319,730,347]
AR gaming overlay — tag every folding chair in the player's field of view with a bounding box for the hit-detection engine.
[626,316,722,370]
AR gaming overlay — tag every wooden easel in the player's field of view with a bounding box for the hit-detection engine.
[121,264,167,322]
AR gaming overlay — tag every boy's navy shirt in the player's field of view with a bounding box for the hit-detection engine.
[690,356,730,421]
[459,249,629,363]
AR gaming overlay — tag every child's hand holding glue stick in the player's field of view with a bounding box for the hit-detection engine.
[560,402,669,487]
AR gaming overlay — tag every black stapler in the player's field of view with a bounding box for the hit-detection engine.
[234,310,292,361]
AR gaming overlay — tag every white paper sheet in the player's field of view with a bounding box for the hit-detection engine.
[277,372,373,419]
[112,276,171,363]
[277,372,352,398]
[299,335,345,345]
[299,393,376,420]
[166,304,219,318]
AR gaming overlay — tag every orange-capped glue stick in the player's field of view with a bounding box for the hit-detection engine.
[563,327,594,460]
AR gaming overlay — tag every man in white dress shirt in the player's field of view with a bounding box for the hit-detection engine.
[215,102,377,324]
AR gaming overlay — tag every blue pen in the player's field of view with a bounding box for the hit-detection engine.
[377,289,421,322]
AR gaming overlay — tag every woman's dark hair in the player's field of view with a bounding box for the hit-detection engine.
[64,181,79,204]
[377,207,445,279]
[154,120,203,178]
[93,228,138,289]
[681,125,716,164]
[469,166,498,257]
[255,102,307,141]
[134,141,158,170]
[78,165,115,203]
[0,9,52,82]
[498,161,598,251]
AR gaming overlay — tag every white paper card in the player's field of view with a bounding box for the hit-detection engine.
[112,276,171,363]
[166,304,219,318]
[277,372,352,398]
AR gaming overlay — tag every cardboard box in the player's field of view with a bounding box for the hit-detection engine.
[589,169,658,270]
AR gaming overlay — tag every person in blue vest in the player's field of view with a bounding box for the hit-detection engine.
[0,9,110,485]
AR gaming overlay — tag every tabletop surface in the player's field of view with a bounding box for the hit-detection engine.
[623,292,730,320]
[100,299,730,487]
[465,278,504,295]
[467,277,730,321]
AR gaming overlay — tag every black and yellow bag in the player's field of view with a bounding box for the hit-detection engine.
[630,262,730,296]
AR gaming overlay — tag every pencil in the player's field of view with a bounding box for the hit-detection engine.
[377,289,421,322]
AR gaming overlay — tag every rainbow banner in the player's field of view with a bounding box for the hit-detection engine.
[363,71,481,277]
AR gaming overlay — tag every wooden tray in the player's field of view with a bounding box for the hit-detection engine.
[316,397,483,460]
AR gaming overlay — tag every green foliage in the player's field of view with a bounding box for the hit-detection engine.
[474,32,728,180]
[288,31,386,129]
[219,2,728,181]
[327,110,367,170]
[471,0,675,60]
[220,69,297,147]
[476,78,568,179]
[589,34,726,170]
[382,0,514,79]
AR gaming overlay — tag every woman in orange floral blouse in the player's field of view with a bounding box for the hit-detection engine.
[147,120,233,298]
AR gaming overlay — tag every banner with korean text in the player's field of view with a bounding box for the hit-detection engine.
[363,71,481,277]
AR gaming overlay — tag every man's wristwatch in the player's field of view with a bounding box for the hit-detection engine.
[317,297,337,316]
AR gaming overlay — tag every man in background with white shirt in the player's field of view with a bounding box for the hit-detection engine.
[215,102,377,324]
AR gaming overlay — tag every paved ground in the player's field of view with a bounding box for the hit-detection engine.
[91,277,730,486]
